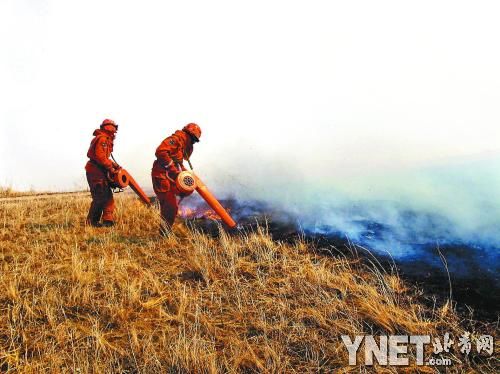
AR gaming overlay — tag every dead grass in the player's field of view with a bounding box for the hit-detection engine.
[0,187,37,198]
[0,187,87,200]
[0,194,497,373]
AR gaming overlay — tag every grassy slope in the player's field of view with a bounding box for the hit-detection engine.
[0,194,497,373]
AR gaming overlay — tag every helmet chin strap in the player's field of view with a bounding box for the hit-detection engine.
[111,153,119,166]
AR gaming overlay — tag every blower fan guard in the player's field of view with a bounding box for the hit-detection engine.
[176,171,197,193]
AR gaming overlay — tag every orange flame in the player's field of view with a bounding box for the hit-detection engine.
[178,205,231,221]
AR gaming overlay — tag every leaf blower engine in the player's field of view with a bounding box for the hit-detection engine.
[107,168,151,205]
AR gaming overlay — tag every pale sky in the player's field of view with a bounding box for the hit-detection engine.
[1,0,500,193]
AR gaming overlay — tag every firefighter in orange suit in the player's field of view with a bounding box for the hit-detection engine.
[152,123,202,233]
[85,119,120,227]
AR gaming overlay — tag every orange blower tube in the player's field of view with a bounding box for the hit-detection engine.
[193,174,237,229]
[109,169,151,205]
[178,167,237,228]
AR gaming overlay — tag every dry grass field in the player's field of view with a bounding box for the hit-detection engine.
[0,192,497,373]
[0,187,37,199]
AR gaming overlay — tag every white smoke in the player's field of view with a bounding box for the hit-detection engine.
[203,144,500,262]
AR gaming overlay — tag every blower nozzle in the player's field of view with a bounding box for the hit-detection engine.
[108,169,151,205]
[176,170,237,229]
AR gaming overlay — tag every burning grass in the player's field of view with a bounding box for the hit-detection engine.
[0,193,497,372]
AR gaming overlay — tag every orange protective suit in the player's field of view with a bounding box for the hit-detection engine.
[85,129,117,225]
[152,130,194,228]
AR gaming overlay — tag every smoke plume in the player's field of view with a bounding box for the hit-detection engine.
[195,144,500,281]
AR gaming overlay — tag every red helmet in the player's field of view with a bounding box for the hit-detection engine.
[100,118,118,130]
[183,123,202,142]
